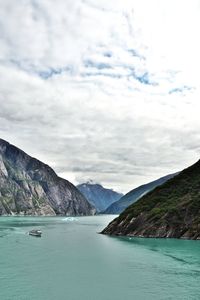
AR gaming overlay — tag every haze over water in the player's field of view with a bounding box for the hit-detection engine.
[0,215,200,300]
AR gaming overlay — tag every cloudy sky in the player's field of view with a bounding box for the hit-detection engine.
[0,0,200,193]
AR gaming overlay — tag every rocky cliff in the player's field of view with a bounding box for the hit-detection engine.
[104,173,178,214]
[0,139,95,216]
[77,181,123,212]
[102,160,200,239]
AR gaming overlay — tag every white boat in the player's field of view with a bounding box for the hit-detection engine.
[29,229,42,237]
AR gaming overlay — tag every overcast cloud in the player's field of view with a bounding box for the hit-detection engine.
[0,0,200,193]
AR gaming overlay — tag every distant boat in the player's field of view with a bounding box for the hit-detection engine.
[29,230,42,237]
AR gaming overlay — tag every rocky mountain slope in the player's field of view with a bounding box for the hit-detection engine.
[77,181,123,212]
[102,160,200,239]
[104,173,178,214]
[0,139,95,216]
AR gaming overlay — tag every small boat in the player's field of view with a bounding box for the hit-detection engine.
[29,229,42,237]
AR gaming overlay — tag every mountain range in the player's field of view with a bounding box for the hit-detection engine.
[0,139,95,216]
[77,181,123,212]
[102,159,200,239]
[104,173,178,214]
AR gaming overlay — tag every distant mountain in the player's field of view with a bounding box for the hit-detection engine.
[102,159,200,239]
[0,139,95,216]
[77,181,123,212]
[104,173,178,214]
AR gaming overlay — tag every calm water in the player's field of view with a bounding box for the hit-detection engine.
[0,215,200,300]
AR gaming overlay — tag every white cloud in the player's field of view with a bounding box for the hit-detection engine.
[0,0,200,193]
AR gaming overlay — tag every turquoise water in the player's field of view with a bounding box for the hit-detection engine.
[0,215,200,300]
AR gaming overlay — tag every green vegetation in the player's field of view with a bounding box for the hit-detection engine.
[104,159,200,239]
[121,163,200,220]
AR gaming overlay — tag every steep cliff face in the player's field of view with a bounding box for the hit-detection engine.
[104,173,178,214]
[102,160,200,240]
[0,139,95,216]
[77,181,123,212]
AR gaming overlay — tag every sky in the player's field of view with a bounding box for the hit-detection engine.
[0,0,200,193]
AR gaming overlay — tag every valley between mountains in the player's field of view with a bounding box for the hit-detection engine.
[2,138,200,240]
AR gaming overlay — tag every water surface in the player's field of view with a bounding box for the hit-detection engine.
[0,215,200,300]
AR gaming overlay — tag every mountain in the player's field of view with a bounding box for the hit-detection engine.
[102,159,200,239]
[104,173,178,214]
[77,181,123,212]
[0,139,95,216]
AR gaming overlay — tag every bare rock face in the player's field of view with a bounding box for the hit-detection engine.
[0,139,95,216]
[102,159,200,240]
